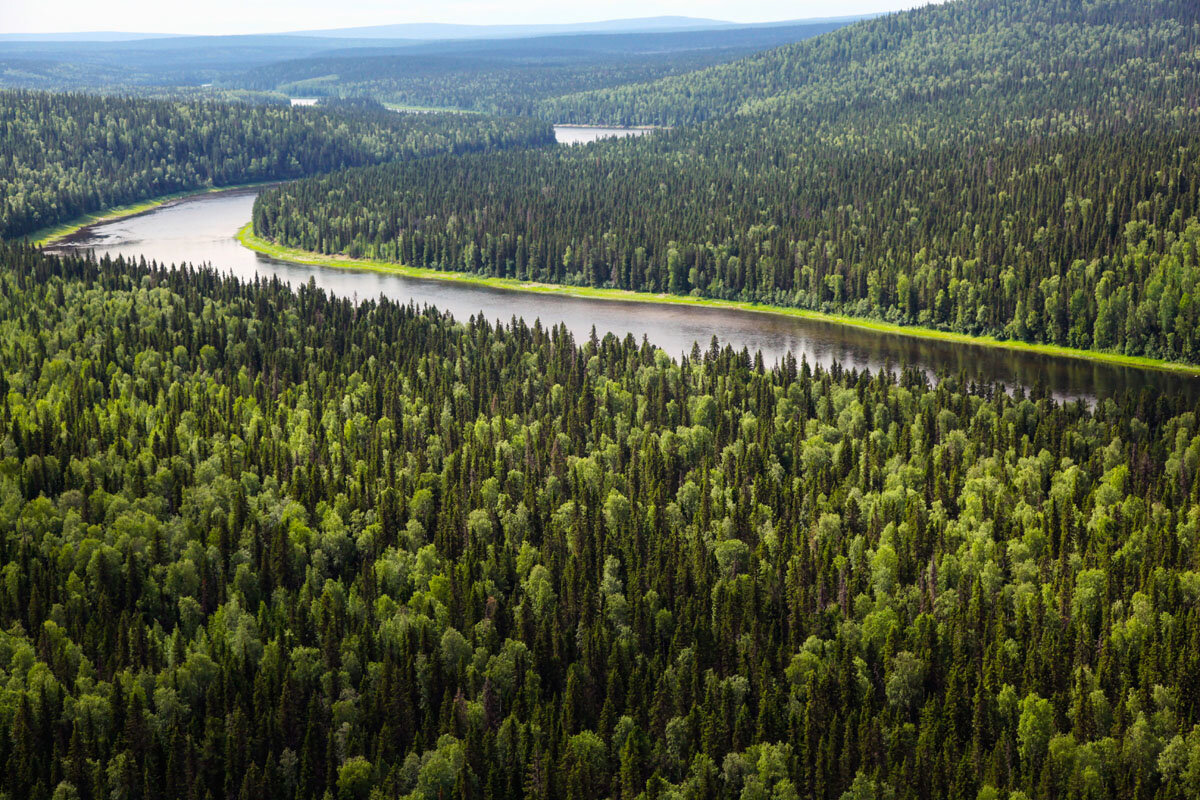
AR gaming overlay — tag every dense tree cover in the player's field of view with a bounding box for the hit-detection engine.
[237,50,737,118]
[253,0,1200,364]
[539,0,1200,126]
[0,22,846,102]
[227,22,847,117]
[0,242,1199,800]
[0,90,553,240]
[0,35,417,92]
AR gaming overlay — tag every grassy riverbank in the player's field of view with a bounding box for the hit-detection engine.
[237,224,1200,377]
[29,182,276,247]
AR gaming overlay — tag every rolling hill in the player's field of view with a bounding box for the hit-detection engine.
[254,0,1200,364]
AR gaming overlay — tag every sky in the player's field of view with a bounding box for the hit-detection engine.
[1,0,933,36]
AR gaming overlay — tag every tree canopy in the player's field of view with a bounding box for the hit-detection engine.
[253,0,1200,363]
[0,242,1197,799]
[0,91,553,240]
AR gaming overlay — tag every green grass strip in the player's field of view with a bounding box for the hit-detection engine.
[28,181,278,247]
[237,224,1200,377]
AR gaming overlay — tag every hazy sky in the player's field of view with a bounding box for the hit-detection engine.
[1,0,933,35]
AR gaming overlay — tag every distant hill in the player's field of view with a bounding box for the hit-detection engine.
[257,0,1200,365]
[0,15,872,44]
[0,32,184,42]
[228,20,852,115]
[0,35,418,90]
[0,17,737,45]
[0,18,854,97]
[287,16,734,40]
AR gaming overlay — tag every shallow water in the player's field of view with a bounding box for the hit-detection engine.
[50,188,1200,405]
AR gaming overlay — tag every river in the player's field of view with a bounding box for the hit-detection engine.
[48,187,1200,405]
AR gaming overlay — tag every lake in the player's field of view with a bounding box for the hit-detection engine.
[49,188,1200,405]
[553,125,654,145]
[283,110,647,143]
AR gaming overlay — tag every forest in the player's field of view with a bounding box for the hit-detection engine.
[0,34,419,93]
[0,21,848,105]
[252,0,1200,364]
[0,242,1198,800]
[536,0,1200,126]
[225,21,848,117]
[234,49,749,119]
[1,1,1199,799]
[0,91,553,240]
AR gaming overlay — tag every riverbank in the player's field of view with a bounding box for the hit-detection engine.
[237,224,1200,378]
[29,181,277,247]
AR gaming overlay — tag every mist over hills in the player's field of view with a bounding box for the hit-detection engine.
[0,16,857,95]
[286,16,734,40]
[0,32,186,42]
[0,14,873,44]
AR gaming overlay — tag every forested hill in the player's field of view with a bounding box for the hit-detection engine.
[225,21,850,117]
[541,0,1200,126]
[253,0,1200,364]
[0,91,553,240]
[1,241,1199,800]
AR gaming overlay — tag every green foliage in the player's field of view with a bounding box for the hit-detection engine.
[1017,694,1054,767]
[885,651,924,711]
[0,241,1196,799]
[541,0,1200,126]
[337,757,373,800]
[254,0,1200,363]
[226,22,846,117]
[0,90,553,240]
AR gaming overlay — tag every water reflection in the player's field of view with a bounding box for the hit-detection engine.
[553,125,653,145]
[50,188,1200,405]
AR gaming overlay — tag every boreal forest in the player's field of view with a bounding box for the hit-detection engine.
[0,0,1198,799]
[1,246,1199,800]
[0,92,552,240]
[252,0,1200,364]
[225,21,848,117]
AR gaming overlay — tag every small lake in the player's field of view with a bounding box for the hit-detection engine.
[554,125,654,145]
[49,188,1200,405]
[284,112,644,143]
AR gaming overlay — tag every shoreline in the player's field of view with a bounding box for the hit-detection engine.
[552,123,666,131]
[382,103,485,115]
[236,223,1200,378]
[29,181,279,247]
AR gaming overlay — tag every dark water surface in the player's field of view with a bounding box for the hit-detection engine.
[50,188,1200,405]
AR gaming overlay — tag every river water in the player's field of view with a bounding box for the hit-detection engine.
[49,188,1200,405]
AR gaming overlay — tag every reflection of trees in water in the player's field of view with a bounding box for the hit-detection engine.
[57,190,1200,407]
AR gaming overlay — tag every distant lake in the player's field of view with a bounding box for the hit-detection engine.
[49,188,1200,406]
[287,109,645,144]
[554,125,654,145]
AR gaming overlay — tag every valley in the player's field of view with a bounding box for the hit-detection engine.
[49,186,1200,404]
[1,3,1199,799]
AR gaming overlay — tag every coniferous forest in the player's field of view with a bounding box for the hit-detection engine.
[224,21,848,118]
[0,244,1199,800]
[0,92,553,240]
[1,0,1199,799]
[253,0,1200,364]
